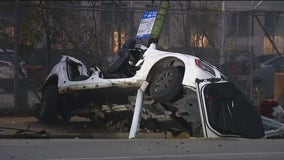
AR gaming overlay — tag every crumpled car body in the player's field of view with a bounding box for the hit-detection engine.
[37,42,266,139]
[46,43,222,94]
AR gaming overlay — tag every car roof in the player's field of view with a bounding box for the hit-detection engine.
[263,55,284,64]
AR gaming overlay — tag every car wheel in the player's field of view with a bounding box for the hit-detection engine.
[252,81,266,106]
[149,66,183,102]
[38,85,60,123]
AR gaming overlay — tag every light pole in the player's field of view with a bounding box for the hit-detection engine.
[147,0,169,46]
[220,0,226,67]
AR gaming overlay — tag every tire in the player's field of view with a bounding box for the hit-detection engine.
[149,67,183,102]
[38,85,60,123]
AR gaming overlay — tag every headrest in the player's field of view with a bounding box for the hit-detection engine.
[122,39,136,49]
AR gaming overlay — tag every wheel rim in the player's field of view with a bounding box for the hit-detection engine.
[152,70,174,94]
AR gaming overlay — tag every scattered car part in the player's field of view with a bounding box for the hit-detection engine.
[0,126,49,139]
[195,78,265,139]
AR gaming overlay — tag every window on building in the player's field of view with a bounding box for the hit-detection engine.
[264,13,277,34]
[112,31,125,54]
[0,7,14,18]
[263,14,283,55]
[227,13,249,37]
[191,32,209,48]
[263,36,284,55]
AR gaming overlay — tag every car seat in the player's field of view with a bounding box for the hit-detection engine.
[103,39,137,78]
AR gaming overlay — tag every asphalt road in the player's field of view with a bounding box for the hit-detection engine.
[1,138,284,160]
[0,117,284,160]
[1,94,284,160]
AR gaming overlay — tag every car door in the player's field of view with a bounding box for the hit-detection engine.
[195,78,265,139]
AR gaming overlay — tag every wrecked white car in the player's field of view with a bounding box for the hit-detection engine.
[35,39,265,139]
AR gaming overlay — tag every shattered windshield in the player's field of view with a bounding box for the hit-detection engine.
[203,82,265,138]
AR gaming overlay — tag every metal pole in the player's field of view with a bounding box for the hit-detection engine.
[220,0,226,67]
[129,81,149,139]
[249,0,266,100]
[254,1,264,10]
[254,15,281,56]
[147,0,169,46]
[117,2,122,48]
[250,1,255,99]
[13,0,21,112]
[129,1,134,37]
[185,1,190,49]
